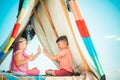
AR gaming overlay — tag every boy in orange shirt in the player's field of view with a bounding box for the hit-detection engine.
[43,35,73,76]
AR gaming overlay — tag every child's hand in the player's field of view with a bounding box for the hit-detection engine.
[55,59,60,64]
[43,47,47,54]
[37,45,41,54]
[28,54,34,61]
[28,46,41,61]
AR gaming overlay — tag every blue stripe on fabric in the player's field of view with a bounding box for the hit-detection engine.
[87,38,104,75]
[83,37,104,76]
[87,38,97,57]
[0,52,5,60]
[36,76,45,80]
[83,37,94,57]
[4,75,18,80]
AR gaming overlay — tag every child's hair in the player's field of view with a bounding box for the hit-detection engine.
[56,35,68,45]
[13,37,26,53]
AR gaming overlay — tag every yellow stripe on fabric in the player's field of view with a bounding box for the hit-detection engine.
[17,8,26,24]
[3,38,15,53]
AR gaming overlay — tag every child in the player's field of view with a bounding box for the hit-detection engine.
[43,35,73,76]
[10,37,41,75]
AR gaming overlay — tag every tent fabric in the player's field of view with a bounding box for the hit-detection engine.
[0,0,106,80]
[31,16,60,67]
[29,0,99,79]
[31,0,101,79]
[32,0,83,68]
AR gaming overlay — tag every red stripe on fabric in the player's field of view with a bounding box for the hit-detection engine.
[11,23,20,38]
[75,20,90,37]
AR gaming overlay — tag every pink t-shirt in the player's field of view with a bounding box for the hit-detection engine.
[10,50,28,73]
[59,48,73,72]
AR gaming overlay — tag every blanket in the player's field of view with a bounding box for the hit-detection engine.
[0,72,44,80]
[0,71,98,80]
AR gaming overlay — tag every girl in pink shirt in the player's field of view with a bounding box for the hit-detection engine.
[43,35,73,76]
[10,37,41,75]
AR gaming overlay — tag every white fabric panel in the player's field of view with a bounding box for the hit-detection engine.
[32,1,99,78]
[31,16,53,55]
[31,16,59,68]
[37,4,59,55]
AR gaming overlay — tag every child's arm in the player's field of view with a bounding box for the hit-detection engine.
[43,48,61,61]
[15,52,33,66]
[31,46,41,61]
[55,59,60,64]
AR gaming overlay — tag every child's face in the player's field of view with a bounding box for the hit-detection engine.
[18,40,27,50]
[57,40,67,50]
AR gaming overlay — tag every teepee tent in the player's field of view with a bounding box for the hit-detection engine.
[0,0,106,80]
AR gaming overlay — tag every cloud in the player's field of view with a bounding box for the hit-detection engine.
[116,37,120,41]
[104,34,120,41]
[105,35,118,39]
[119,68,120,72]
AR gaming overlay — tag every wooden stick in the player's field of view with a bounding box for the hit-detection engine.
[40,0,58,37]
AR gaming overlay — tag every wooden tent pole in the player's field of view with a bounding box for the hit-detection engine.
[33,9,46,34]
[60,0,90,71]
[40,0,58,37]
[30,0,39,17]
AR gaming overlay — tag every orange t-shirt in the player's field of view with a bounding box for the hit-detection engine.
[59,48,73,72]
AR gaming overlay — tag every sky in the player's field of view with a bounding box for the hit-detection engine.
[0,0,120,80]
